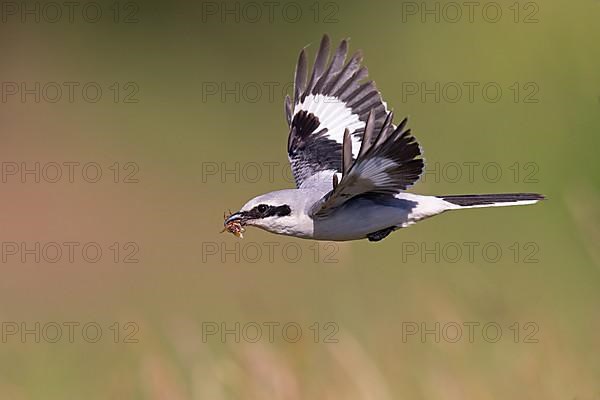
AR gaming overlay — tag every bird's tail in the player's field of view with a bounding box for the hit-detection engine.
[438,193,545,209]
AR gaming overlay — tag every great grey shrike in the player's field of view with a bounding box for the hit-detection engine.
[223,35,543,242]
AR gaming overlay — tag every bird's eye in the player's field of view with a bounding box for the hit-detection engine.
[257,204,268,213]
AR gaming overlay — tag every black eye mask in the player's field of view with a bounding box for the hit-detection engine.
[241,204,291,220]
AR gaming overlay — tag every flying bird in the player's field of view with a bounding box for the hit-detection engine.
[223,35,543,242]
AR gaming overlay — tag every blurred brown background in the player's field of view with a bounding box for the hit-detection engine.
[0,0,599,398]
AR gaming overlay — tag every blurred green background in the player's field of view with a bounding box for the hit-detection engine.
[1,0,599,398]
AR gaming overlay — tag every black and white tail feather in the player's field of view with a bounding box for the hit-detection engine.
[439,193,545,209]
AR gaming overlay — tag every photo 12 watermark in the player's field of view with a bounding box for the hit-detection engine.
[200,1,340,24]
[201,321,339,343]
[421,161,540,184]
[400,2,540,24]
[0,1,140,24]
[1,321,139,343]
[202,241,339,264]
[399,81,540,104]
[399,241,540,264]
[201,161,294,185]
[401,321,539,343]
[1,241,140,264]
[0,82,140,104]
[201,81,292,104]
[1,161,140,184]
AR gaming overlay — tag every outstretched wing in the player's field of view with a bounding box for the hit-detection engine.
[310,110,424,219]
[285,34,394,188]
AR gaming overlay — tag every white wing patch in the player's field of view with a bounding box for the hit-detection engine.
[295,94,365,157]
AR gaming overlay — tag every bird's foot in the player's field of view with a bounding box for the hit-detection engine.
[367,226,396,242]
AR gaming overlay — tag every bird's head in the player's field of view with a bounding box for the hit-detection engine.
[224,190,301,236]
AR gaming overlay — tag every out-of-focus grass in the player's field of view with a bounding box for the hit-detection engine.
[0,0,599,398]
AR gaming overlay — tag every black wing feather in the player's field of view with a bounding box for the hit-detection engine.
[286,35,423,189]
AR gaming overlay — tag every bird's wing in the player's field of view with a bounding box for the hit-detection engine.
[285,34,394,188]
[309,110,424,219]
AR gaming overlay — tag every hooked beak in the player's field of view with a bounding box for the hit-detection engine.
[224,212,245,225]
